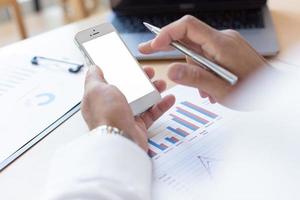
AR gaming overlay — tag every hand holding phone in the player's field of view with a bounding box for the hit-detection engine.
[81,65,175,151]
[75,23,161,115]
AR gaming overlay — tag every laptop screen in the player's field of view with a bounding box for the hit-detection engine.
[111,0,267,14]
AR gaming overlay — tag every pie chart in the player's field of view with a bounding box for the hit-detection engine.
[35,93,55,106]
[25,92,56,107]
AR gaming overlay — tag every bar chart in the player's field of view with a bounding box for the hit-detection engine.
[148,99,221,158]
[176,107,209,125]
[147,85,239,200]
[165,136,179,144]
[167,127,189,137]
[148,139,168,151]
[181,101,218,119]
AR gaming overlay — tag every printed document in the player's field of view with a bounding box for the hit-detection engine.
[148,85,240,199]
[0,53,85,165]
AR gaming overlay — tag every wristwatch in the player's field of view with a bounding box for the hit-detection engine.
[89,125,124,136]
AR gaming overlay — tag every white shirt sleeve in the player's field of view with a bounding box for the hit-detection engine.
[42,130,152,200]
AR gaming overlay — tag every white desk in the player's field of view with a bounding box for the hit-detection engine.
[0,16,105,199]
[1,0,300,199]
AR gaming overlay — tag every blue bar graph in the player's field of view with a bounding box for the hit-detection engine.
[181,101,218,119]
[165,136,179,144]
[170,114,199,131]
[148,149,157,158]
[167,126,189,137]
[148,139,168,151]
[176,107,209,125]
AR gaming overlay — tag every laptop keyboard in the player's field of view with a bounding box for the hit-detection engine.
[112,9,264,33]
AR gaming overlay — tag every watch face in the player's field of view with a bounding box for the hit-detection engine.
[91,125,124,136]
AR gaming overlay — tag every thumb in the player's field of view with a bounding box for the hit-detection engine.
[87,65,106,82]
[84,65,107,90]
[167,62,225,93]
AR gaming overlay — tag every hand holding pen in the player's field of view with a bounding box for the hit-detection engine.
[143,22,238,85]
[139,15,269,105]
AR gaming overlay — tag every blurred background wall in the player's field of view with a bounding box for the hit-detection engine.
[0,0,109,47]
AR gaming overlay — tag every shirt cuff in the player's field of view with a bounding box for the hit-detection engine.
[44,129,152,200]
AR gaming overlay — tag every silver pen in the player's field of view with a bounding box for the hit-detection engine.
[143,22,238,85]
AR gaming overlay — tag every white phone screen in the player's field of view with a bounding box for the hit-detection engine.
[83,32,155,103]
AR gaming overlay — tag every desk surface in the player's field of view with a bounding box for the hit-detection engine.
[1,0,300,199]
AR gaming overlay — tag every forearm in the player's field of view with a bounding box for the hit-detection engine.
[43,129,152,200]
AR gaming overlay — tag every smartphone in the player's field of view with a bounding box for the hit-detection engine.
[75,23,161,115]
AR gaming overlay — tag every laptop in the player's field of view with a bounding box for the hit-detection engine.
[107,0,279,60]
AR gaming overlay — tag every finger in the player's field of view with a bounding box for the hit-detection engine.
[139,15,217,54]
[138,40,153,54]
[155,16,216,51]
[84,65,107,91]
[154,15,216,47]
[199,90,214,99]
[199,91,209,98]
[153,80,167,93]
[209,96,217,104]
[143,66,155,79]
[141,95,175,128]
[181,39,204,55]
[167,63,229,96]
[139,40,173,54]
[199,90,216,104]
[87,65,106,82]
[143,67,167,92]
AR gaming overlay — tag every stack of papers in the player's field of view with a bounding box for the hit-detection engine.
[0,53,86,170]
